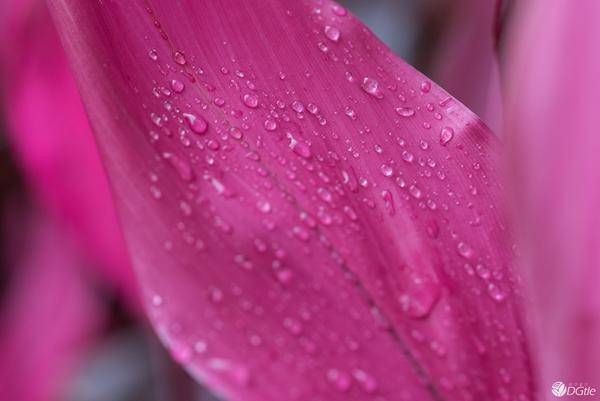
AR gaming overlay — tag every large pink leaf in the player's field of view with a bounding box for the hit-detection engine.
[505,0,600,397]
[48,1,533,400]
[0,0,136,303]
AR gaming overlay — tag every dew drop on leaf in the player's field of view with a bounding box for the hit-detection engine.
[242,93,259,108]
[324,25,341,42]
[396,107,415,117]
[361,77,384,99]
[172,50,187,65]
[440,127,455,146]
[170,79,185,93]
[183,113,208,134]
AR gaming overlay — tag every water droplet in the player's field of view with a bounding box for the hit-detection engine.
[344,107,357,120]
[242,93,259,108]
[326,369,352,392]
[210,177,229,196]
[361,77,383,99]
[208,358,250,387]
[179,200,192,216]
[207,139,219,150]
[173,51,187,65]
[324,25,341,42]
[437,97,451,107]
[256,199,272,213]
[170,79,185,93]
[380,164,393,177]
[426,221,439,238]
[171,343,192,363]
[210,287,224,303]
[292,225,310,241]
[332,5,348,16]
[476,264,491,279]
[248,334,262,346]
[283,317,303,335]
[381,190,395,216]
[408,184,422,199]
[457,241,475,259]
[420,80,431,93]
[317,42,329,53]
[440,127,454,146]
[396,107,415,117]
[264,118,277,131]
[291,140,311,158]
[291,100,305,113]
[401,150,414,163]
[229,127,243,140]
[276,269,293,284]
[352,369,378,394]
[183,113,208,134]
[317,187,333,203]
[343,205,358,221]
[150,185,162,199]
[399,272,441,319]
[487,282,507,302]
[150,112,164,127]
[194,341,207,354]
[151,294,163,307]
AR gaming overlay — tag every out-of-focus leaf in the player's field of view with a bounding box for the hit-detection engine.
[0,211,105,401]
[0,0,136,303]
[430,0,502,134]
[505,0,600,397]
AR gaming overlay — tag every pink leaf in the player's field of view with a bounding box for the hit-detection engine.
[0,0,136,303]
[505,0,600,397]
[48,1,533,400]
[0,211,105,401]
[430,0,503,134]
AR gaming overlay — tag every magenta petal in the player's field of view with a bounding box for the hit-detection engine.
[505,0,600,395]
[49,1,532,400]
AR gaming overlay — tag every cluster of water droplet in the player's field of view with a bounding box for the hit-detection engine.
[126,1,523,399]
